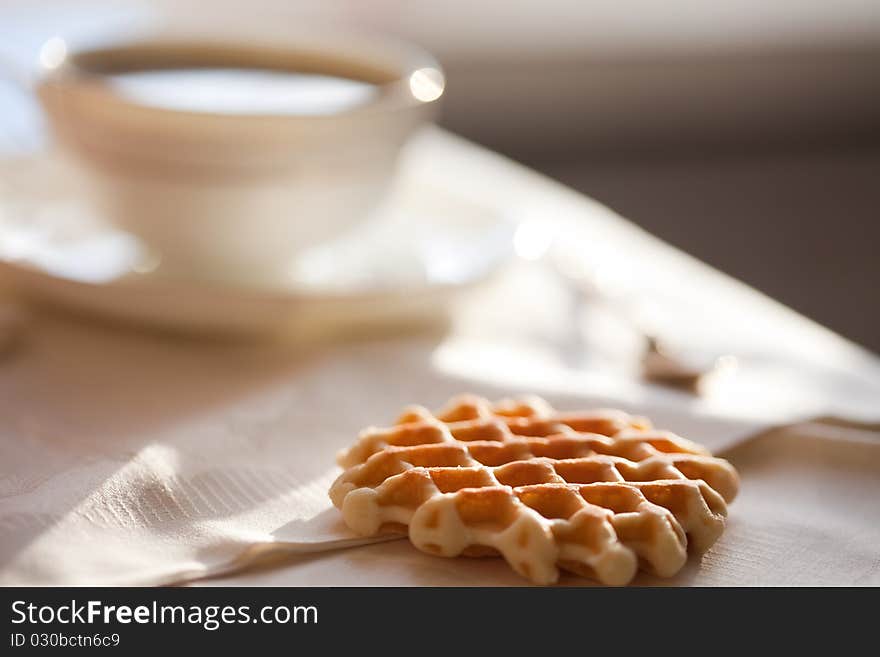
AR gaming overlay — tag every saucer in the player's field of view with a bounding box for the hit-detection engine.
[0,154,514,335]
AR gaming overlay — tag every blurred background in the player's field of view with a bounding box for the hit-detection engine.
[2,0,878,350]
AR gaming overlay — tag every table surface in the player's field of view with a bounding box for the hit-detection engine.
[2,130,879,586]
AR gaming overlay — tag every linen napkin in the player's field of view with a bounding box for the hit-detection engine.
[0,265,771,587]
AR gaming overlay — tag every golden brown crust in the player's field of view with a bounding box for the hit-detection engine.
[330,394,738,585]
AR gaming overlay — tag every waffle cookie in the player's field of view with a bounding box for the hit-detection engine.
[329,394,739,585]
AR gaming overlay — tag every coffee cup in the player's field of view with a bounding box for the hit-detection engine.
[34,31,444,285]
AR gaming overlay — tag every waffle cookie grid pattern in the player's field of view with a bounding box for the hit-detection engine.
[330,395,739,585]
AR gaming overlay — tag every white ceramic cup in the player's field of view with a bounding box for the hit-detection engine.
[34,33,444,285]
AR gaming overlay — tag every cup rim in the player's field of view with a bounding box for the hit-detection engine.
[36,32,445,124]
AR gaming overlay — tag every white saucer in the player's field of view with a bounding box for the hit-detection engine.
[0,155,514,336]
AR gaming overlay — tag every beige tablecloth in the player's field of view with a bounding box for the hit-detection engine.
[1,130,878,586]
